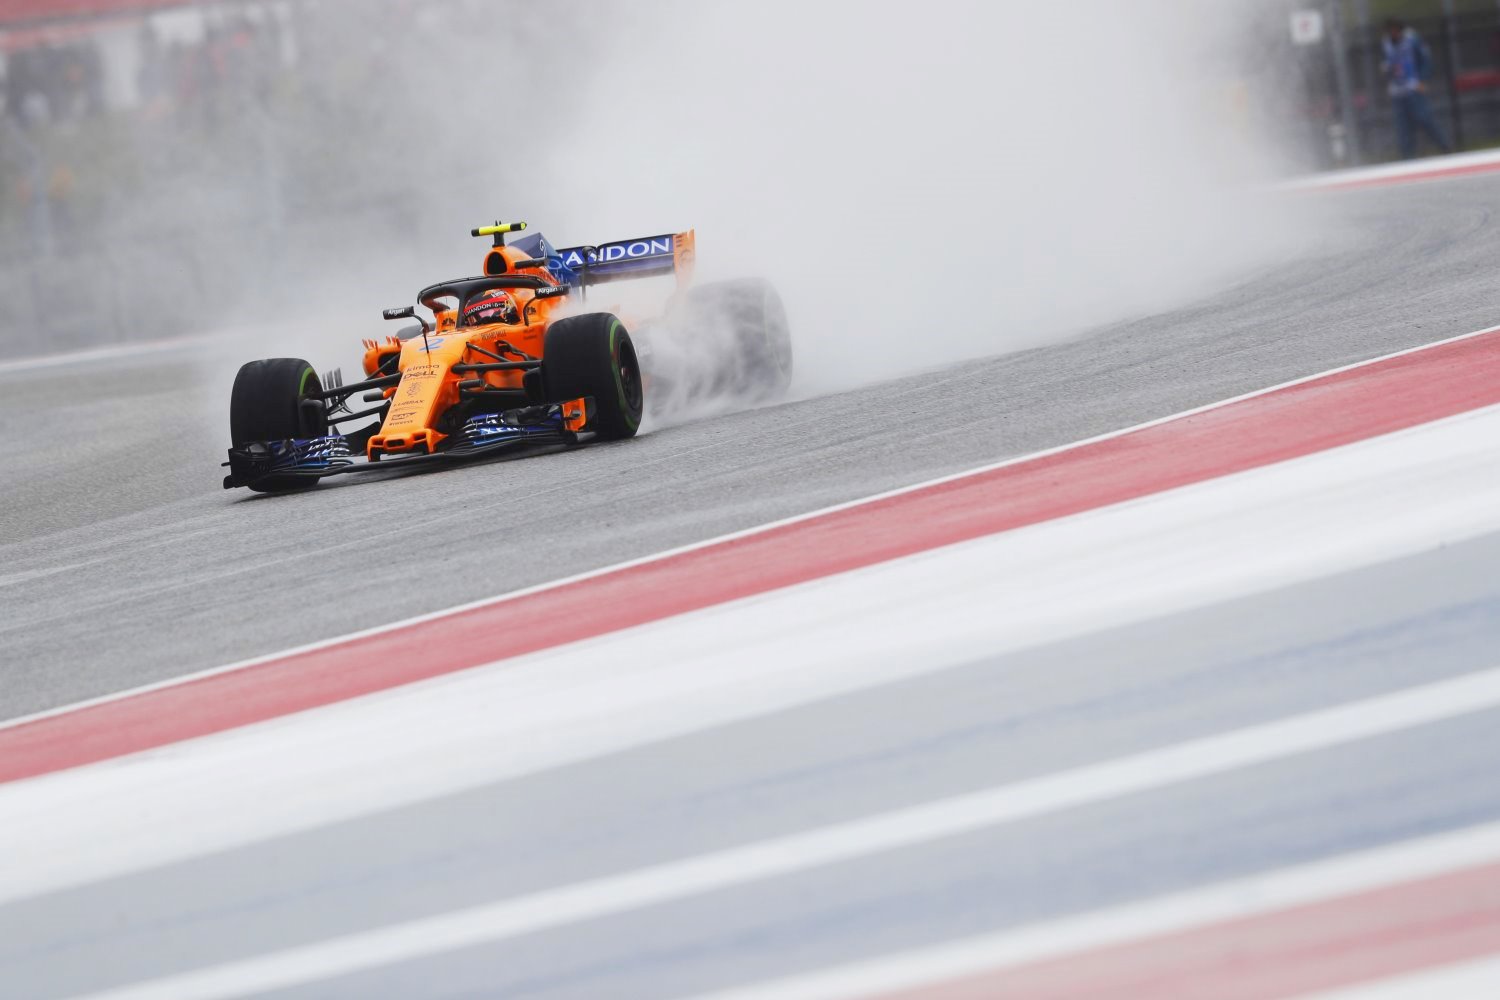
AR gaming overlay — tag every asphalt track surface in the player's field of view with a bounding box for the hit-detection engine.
[3,172,1500,997]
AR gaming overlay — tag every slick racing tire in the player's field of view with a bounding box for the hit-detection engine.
[542,313,643,440]
[680,278,793,401]
[229,358,329,492]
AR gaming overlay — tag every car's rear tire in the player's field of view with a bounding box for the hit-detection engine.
[542,313,643,440]
[229,358,329,492]
[680,278,793,401]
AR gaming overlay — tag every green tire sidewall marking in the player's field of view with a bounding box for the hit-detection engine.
[609,320,640,431]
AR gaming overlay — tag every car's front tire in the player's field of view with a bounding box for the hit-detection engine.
[542,313,644,440]
[229,357,329,492]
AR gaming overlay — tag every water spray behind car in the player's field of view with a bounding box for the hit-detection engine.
[516,0,1312,399]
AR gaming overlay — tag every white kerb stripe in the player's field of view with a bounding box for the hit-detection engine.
[74,662,1500,1000]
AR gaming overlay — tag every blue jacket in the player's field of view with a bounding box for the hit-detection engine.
[1382,29,1431,96]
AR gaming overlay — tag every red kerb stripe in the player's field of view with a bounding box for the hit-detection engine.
[878,859,1500,1000]
[3,330,1499,784]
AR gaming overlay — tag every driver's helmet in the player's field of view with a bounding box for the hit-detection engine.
[463,288,519,326]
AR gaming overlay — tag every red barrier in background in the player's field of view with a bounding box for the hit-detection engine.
[0,0,190,27]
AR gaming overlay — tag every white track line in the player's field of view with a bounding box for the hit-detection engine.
[1284,147,1500,191]
[5,321,1497,736]
[0,333,218,375]
[72,662,1500,1000]
[691,821,1500,1000]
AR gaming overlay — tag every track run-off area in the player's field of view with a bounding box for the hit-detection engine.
[3,157,1500,998]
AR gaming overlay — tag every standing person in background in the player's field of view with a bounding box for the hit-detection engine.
[1381,17,1452,159]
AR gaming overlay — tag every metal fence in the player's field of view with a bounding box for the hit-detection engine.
[1281,3,1500,167]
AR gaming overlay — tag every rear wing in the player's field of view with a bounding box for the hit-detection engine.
[549,230,697,289]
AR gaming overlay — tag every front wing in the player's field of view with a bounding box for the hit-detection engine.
[223,402,595,490]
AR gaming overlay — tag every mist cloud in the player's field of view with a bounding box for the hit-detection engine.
[513,0,1303,395]
[23,1,1308,416]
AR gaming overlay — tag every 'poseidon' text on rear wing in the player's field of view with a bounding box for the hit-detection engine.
[546,230,696,289]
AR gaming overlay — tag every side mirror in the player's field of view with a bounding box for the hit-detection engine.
[382,305,432,335]
[521,285,569,325]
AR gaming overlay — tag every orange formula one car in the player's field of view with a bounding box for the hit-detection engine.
[223,220,791,491]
